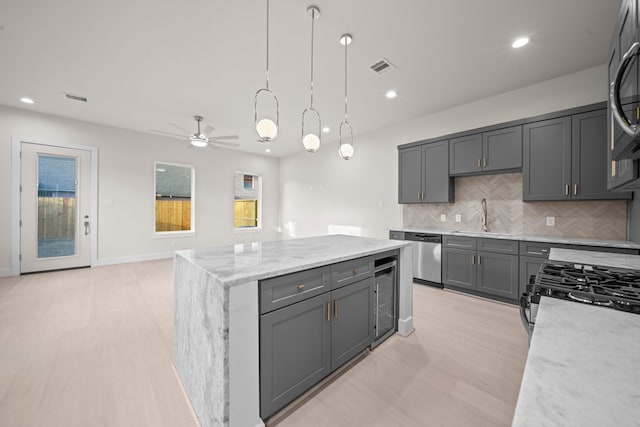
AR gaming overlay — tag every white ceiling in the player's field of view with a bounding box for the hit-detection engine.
[0,0,622,157]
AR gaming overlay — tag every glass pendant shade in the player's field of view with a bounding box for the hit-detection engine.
[255,0,279,143]
[338,142,354,159]
[303,133,321,152]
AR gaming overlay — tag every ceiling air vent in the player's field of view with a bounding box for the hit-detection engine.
[64,93,88,102]
[370,58,395,75]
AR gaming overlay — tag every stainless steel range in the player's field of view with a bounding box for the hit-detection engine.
[520,261,640,340]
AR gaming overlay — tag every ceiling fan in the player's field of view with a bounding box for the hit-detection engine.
[151,115,240,148]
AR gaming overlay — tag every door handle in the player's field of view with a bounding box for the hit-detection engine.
[83,215,90,235]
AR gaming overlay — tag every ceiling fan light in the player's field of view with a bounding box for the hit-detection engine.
[339,143,354,160]
[256,118,278,141]
[303,133,320,152]
[189,136,209,148]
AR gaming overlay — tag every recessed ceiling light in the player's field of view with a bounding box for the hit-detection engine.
[386,90,397,99]
[322,126,330,133]
[512,37,530,48]
[265,148,271,153]
[20,97,35,104]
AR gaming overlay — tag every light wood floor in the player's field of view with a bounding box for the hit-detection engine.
[0,260,529,427]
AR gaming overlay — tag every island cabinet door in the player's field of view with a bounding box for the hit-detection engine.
[330,277,375,371]
[260,293,331,419]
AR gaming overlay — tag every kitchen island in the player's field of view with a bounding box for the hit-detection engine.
[512,248,640,426]
[173,235,413,427]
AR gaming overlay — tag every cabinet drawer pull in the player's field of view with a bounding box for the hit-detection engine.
[565,184,569,196]
[297,284,305,290]
[327,302,331,321]
[334,300,338,319]
[352,269,358,275]
[574,183,578,195]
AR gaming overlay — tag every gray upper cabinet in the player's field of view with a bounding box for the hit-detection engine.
[572,110,631,199]
[482,126,523,172]
[450,126,522,176]
[523,117,572,201]
[398,146,422,203]
[523,113,629,201]
[398,140,454,204]
[449,134,482,175]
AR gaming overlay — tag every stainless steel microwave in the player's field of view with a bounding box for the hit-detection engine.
[610,41,640,160]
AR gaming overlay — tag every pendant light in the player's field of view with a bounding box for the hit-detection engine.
[338,34,354,160]
[254,0,279,142]
[302,6,321,153]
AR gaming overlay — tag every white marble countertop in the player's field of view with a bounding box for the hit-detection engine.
[512,297,640,427]
[389,226,640,249]
[550,248,640,270]
[175,234,411,287]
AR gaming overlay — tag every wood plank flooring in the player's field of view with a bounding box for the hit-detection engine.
[0,260,529,427]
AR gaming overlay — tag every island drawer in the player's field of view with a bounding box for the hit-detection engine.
[260,266,331,314]
[477,238,519,255]
[331,256,374,289]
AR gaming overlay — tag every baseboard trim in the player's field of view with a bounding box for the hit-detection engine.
[93,252,174,267]
[0,268,13,278]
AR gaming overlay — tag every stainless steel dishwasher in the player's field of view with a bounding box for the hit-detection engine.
[404,232,442,287]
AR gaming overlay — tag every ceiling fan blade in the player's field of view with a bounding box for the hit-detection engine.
[211,140,240,148]
[203,125,215,136]
[150,129,187,138]
[168,122,193,134]
[211,134,239,140]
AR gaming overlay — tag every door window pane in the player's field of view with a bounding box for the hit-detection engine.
[234,172,261,228]
[37,155,76,258]
[155,163,194,232]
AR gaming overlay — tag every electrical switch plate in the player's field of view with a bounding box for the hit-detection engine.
[440,214,446,222]
[455,214,461,222]
[546,216,555,226]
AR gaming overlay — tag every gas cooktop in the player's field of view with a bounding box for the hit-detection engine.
[531,261,640,314]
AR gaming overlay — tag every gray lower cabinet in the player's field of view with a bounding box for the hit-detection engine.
[330,277,375,370]
[519,255,545,297]
[398,140,454,203]
[443,236,519,301]
[476,251,519,300]
[260,293,331,419]
[260,263,377,419]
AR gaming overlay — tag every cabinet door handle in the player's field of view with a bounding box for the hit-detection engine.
[334,300,339,319]
[574,184,578,195]
[483,158,487,168]
[422,191,425,200]
[565,184,569,196]
[327,302,331,321]
[478,255,481,265]
[477,158,481,168]
[471,255,475,265]
[418,192,421,201]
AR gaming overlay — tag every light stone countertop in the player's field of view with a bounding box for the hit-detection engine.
[389,226,640,250]
[175,234,411,287]
[549,248,640,270]
[512,297,640,427]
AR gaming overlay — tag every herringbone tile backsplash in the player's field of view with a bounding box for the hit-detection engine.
[403,173,628,240]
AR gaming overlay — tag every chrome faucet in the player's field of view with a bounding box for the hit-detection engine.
[481,198,488,232]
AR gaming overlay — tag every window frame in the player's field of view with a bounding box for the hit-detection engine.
[153,161,196,238]
[233,171,262,232]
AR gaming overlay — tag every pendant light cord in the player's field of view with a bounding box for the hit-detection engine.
[310,8,315,108]
[265,0,270,90]
[344,39,348,120]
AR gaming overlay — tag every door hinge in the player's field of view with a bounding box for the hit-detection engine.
[19,185,22,192]
[19,151,22,159]
[19,254,22,261]
[19,220,22,227]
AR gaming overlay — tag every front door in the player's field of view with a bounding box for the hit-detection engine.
[20,143,92,273]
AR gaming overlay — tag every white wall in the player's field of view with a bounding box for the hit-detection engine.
[278,64,608,240]
[0,106,280,274]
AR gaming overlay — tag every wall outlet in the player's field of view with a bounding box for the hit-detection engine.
[440,214,446,222]
[546,216,555,226]
[455,214,461,223]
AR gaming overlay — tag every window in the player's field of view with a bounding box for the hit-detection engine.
[155,162,195,233]
[234,172,261,229]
